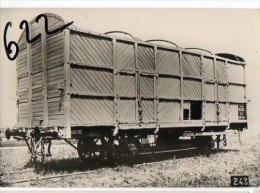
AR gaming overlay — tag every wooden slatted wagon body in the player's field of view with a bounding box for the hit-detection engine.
[8,13,248,161]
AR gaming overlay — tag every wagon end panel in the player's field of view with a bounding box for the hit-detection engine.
[17,39,29,128]
[69,30,115,130]
[16,13,66,130]
[227,61,247,129]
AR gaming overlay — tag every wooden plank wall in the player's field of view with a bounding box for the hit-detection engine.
[227,62,246,117]
[31,26,43,126]
[17,16,247,130]
[17,46,29,127]
[70,31,215,127]
[116,41,136,124]
[17,14,65,128]
[70,32,114,126]
[46,17,65,127]
[203,57,229,123]
[69,29,249,128]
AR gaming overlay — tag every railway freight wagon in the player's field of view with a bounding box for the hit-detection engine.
[6,13,248,162]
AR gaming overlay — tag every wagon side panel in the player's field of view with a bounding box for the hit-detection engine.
[157,48,181,124]
[69,31,114,127]
[116,40,136,124]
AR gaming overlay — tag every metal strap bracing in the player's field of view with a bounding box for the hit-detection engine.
[179,50,183,123]
[112,39,119,133]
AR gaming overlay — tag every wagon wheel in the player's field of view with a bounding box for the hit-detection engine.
[128,136,141,156]
[104,137,120,164]
[156,133,180,147]
[194,136,215,150]
[77,137,106,161]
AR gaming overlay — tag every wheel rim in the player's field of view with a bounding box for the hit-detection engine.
[77,137,105,160]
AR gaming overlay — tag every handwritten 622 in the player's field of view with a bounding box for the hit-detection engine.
[3,14,73,61]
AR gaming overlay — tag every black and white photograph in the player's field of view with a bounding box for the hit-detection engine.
[0,6,259,188]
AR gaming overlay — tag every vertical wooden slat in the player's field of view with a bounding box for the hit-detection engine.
[40,20,48,127]
[64,29,71,138]
[179,50,183,123]
[201,55,206,129]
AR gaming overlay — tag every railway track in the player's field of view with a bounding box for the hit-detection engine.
[2,146,201,185]
[4,159,180,185]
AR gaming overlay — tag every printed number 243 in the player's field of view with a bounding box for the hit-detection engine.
[231,176,249,187]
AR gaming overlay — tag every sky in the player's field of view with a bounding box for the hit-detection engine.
[0,9,259,132]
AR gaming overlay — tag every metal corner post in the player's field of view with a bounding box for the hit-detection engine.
[134,42,139,124]
[64,29,71,138]
[225,60,230,123]
[154,45,159,128]
[112,38,119,134]
[179,50,183,123]
[201,55,206,130]
[27,28,32,128]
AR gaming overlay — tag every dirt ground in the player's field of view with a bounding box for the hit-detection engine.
[0,130,259,187]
